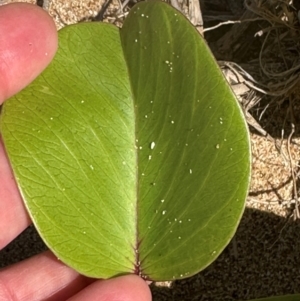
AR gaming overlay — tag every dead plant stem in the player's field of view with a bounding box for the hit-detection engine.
[287,98,299,218]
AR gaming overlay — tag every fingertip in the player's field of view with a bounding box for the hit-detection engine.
[117,275,152,301]
[0,3,58,103]
[68,274,152,301]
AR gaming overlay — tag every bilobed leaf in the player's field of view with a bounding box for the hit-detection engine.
[0,1,250,280]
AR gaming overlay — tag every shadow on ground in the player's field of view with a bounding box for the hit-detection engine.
[1,208,300,300]
[152,208,300,301]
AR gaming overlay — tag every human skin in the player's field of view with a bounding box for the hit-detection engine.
[0,3,152,301]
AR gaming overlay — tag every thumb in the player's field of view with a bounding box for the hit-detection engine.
[67,275,152,301]
[0,3,58,103]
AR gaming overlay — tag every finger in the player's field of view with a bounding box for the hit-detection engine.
[0,138,30,250]
[0,3,58,103]
[67,274,152,301]
[0,251,95,301]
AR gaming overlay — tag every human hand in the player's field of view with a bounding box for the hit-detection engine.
[0,3,152,300]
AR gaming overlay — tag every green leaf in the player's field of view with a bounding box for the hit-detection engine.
[246,295,300,301]
[3,24,136,277]
[0,1,250,280]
